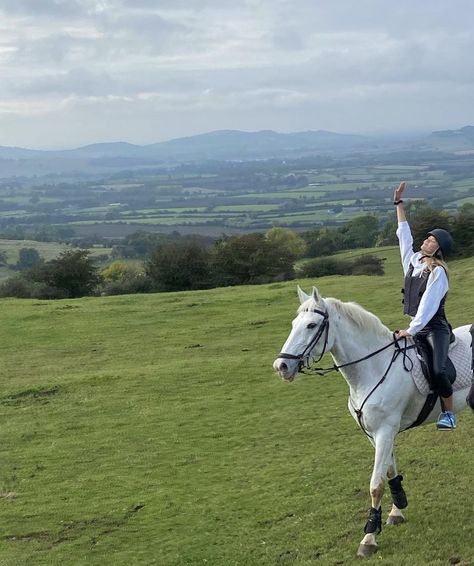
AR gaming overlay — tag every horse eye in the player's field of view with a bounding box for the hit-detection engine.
[307,322,317,329]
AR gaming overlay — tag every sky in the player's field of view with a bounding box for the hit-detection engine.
[1,0,474,149]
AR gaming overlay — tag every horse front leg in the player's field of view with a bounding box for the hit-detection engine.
[386,455,408,525]
[357,427,396,559]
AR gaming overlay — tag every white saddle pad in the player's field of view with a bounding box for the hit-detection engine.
[408,338,472,396]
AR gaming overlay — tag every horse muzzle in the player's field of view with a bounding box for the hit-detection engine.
[273,357,299,381]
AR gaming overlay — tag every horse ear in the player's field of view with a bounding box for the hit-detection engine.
[297,285,310,304]
[312,286,321,303]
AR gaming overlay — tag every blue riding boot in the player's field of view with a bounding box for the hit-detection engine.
[436,411,457,430]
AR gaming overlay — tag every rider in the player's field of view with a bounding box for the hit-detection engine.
[393,181,456,430]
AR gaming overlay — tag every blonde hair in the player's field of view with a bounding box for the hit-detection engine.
[423,254,449,279]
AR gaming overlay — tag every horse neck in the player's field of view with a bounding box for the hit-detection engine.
[327,302,393,390]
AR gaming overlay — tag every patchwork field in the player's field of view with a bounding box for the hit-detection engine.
[1,155,473,240]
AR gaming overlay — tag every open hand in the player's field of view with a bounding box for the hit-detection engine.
[393,181,406,202]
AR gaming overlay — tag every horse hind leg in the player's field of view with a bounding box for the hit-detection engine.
[386,475,407,525]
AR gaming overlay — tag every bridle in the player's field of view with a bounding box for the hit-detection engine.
[276,305,416,438]
[277,306,415,376]
[277,307,330,372]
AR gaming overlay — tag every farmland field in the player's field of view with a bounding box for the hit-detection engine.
[0,247,473,565]
[1,152,474,241]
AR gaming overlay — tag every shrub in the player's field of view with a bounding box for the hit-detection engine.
[350,255,385,276]
[30,284,69,300]
[101,260,138,282]
[297,257,347,278]
[297,254,385,278]
[0,275,37,298]
[101,274,152,296]
[351,263,383,276]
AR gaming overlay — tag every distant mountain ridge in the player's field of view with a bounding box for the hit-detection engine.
[424,125,474,150]
[0,126,473,178]
[0,129,375,161]
[431,125,474,139]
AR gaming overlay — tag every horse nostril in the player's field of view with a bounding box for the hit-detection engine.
[280,362,288,371]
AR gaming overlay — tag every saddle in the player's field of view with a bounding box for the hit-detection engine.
[409,334,471,396]
[406,332,472,429]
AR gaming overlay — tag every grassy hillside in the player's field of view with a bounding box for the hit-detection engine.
[0,248,473,565]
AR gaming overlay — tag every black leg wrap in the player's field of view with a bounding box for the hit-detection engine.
[388,474,408,509]
[364,506,382,535]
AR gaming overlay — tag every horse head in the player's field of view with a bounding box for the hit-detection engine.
[273,286,332,381]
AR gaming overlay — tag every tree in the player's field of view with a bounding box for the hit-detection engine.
[101,260,135,282]
[16,247,43,270]
[265,227,306,258]
[100,260,151,295]
[340,215,380,249]
[452,203,474,257]
[303,228,345,257]
[212,233,275,285]
[146,240,211,291]
[27,249,100,298]
[408,202,451,252]
[212,233,294,285]
[376,219,398,246]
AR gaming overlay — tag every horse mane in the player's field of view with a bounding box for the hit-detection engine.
[300,296,393,340]
[328,298,393,339]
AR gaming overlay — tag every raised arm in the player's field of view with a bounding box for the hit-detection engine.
[393,181,406,222]
[394,181,414,274]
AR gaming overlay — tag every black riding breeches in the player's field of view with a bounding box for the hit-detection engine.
[415,323,453,398]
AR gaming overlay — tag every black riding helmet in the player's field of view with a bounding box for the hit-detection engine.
[427,228,454,257]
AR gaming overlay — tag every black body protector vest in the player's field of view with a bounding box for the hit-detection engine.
[402,263,447,323]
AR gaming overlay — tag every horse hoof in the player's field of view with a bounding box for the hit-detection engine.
[357,544,378,558]
[386,514,405,526]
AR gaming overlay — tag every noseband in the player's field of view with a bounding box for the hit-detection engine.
[277,308,329,371]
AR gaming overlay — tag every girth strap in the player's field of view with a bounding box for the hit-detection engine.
[405,393,439,430]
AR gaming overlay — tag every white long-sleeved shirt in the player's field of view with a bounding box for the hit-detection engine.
[396,221,449,336]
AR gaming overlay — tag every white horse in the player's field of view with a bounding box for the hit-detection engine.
[273,286,473,558]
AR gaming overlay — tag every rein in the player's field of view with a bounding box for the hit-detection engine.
[303,329,415,439]
[277,306,416,438]
[349,335,415,438]
[306,333,414,377]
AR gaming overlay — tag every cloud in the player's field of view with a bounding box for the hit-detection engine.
[0,0,86,18]
[1,0,474,147]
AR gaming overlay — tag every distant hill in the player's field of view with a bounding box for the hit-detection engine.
[0,146,48,159]
[1,126,474,178]
[1,129,376,161]
[140,129,376,160]
[419,125,474,152]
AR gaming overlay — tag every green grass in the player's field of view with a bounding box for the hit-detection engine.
[0,251,473,565]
